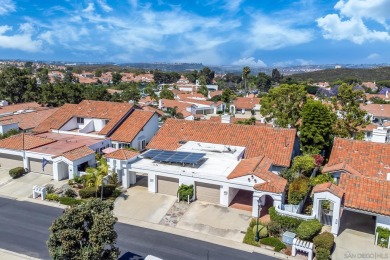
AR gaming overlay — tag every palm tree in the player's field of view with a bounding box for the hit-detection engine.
[242,66,251,94]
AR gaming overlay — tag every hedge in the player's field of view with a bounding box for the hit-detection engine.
[269,207,303,232]
[243,225,259,246]
[97,184,116,198]
[9,167,25,179]
[260,237,287,252]
[59,197,84,206]
[296,219,322,241]
[79,187,97,198]
[46,193,60,201]
[316,247,330,260]
[376,227,390,248]
[288,176,310,205]
[178,184,193,201]
[313,231,334,251]
[252,225,268,239]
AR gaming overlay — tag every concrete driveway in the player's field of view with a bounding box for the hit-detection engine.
[0,171,58,199]
[333,210,389,259]
[176,201,252,242]
[114,185,177,224]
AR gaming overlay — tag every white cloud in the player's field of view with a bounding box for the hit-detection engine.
[0,24,42,52]
[232,57,267,67]
[0,0,15,15]
[83,3,95,13]
[247,15,314,50]
[223,0,244,12]
[367,53,380,59]
[96,0,113,12]
[317,0,390,44]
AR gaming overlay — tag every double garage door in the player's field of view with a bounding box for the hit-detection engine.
[195,182,220,204]
[157,176,179,196]
[0,153,23,169]
[30,158,53,174]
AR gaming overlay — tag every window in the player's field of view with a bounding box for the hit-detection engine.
[104,119,109,125]
[119,143,131,149]
[139,140,146,150]
[77,117,84,124]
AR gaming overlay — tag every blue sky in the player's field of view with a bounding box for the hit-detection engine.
[0,0,390,66]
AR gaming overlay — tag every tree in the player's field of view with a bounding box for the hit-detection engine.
[291,155,316,177]
[0,66,36,103]
[257,72,272,93]
[221,88,232,103]
[111,72,122,85]
[37,68,50,85]
[242,66,251,93]
[332,83,369,139]
[47,199,120,260]
[300,99,335,154]
[197,84,208,97]
[63,71,78,84]
[260,84,307,128]
[271,68,282,83]
[160,87,174,100]
[121,86,141,102]
[95,69,103,77]
[199,67,215,84]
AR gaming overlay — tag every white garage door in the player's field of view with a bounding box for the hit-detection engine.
[195,182,220,204]
[157,176,179,196]
[0,153,23,169]
[30,158,53,174]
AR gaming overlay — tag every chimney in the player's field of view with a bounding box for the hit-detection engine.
[221,114,231,124]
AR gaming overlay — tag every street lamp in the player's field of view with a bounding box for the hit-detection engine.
[255,197,261,242]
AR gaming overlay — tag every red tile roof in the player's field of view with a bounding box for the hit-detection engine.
[62,146,95,161]
[33,100,133,135]
[140,106,165,117]
[360,104,390,118]
[109,110,155,143]
[323,138,390,180]
[233,97,261,110]
[105,149,139,160]
[0,102,41,115]
[339,175,390,216]
[147,119,296,167]
[0,108,58,130]
[312,182,344,198]
[210,90,223,98]
[177,93,205,100]
[0,133,56,150]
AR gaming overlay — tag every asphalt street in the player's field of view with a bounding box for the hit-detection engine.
[0,197,275,260]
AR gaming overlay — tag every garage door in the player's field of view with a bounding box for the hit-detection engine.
[195,182,220,204]
[30,158,53,174]
[157,176,179,196]
[0,153,23,169]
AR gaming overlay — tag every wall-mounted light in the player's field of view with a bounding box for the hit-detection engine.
[224,191,228,195]
[254,179,257,183]
[150,179,154,182]
[248,178,251,182]
[251,175,254,179]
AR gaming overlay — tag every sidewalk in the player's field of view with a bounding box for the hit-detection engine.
[0,248,41,260]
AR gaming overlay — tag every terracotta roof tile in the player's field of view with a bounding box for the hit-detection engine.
[140,106,165,117]
[233,97,260,110]
[0,102,41,115]
[105,149,139,160]
[0,108,58,130]
[33,100,133,135]
[0,133,56,150]
[109,110,155,143]
[210,90,223,98]
[147,119,296,167]
[323,138,390,180]
[312,182,344,198]
[339,175,390,216]
[360,104,390,118]
[62,146,95,161]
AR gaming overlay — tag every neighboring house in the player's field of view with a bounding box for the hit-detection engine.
[106,119,298,218]
[230,97,261,114]
[158,99,224,120]
[360,104,390,142]
[0,100,159,179]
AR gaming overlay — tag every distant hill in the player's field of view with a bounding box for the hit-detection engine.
[290,67,390,82]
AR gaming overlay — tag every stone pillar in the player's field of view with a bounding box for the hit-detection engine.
[23,157,29,172]
[331,200,341,236]
[220,185,230,207]
[122,169,131,189]
[53,162,60,181]
[148,173,157,193]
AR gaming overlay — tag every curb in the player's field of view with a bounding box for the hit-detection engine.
[0,248,41,260]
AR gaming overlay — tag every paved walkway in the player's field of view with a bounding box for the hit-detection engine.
[0,248,41,260]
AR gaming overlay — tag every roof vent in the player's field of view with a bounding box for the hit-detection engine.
[178,140,187,144]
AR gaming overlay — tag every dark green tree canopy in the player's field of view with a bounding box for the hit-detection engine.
[160,87,175,100]
[47,199,120,260]
[197,84,209,97]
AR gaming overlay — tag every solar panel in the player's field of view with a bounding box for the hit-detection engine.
[142,149,205,164]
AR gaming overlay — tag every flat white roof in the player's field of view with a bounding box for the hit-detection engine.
[132,141,246,180]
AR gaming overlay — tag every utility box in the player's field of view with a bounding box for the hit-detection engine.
[282,231,296,245]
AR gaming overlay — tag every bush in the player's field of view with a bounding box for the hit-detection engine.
[112,189,122,198]
[288,176,310,205]
[316,248,330,260]
[267,221,282,237]
[376,227,390,248]
[243,225,259,246]
[313,232,334,251]
[97,184,116,198]
[296,219,322,241]
[309,174,333,187]
[9,167,25,179]
[178,184,193,201]
[45,184,55,194]
[260,237,287,252]
[252,225,268,239]
[64,188,77,198]
[46,193,60,201]
[59,197,83,206]
[79,187,97,199]
[269,207,303,232]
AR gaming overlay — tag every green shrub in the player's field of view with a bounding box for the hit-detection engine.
[243,225,259,246]
[111,189,122,198]
[316,248,330,260]
[79,187,97,199]
[376,227,390,248]
[313,232,334,251]
[97,184,116,198]
[252,225,268,239]
[288,176,310,205]
[269,207,303,232]
[267,221,282,237]
[296,219,322,241]
[309,174,333,187]
[64,188,77,198]
[59,197,83,206]
[9,167,25,179]
[46,193,60,201]
[260,237,287,252]
[45,184,55,194]
[178,184,194,201]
